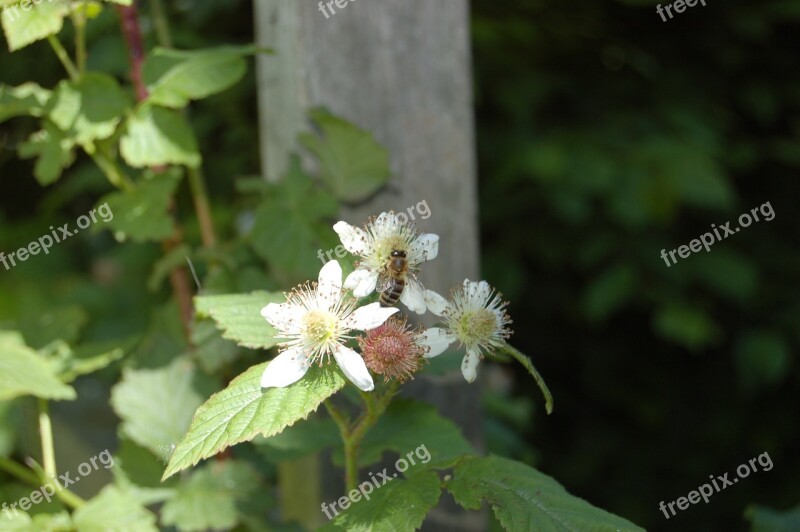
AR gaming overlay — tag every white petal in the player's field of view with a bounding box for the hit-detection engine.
[333,221,368,254]
[261,302,303,333]
[400,279,426,314]
[418,327,455,358]
[461,346,481,383]
[344,302,398,330]
[412,233,439,262]
[344,268,379,298]
[261,348,311,388]
[317,260,343,310]
[333,344,374,391]
[424,289,449,316]
[463,279,491,305]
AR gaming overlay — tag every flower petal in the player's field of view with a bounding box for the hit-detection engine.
[424,289,449,316]
[461,346,481,383]
[334,344,374,391]
[418,327,455,358]
[333,221,368,254]
[344,268,379,298]
[317,260,343,310]
[463,279,491,304]
[261,347,311,388]
[344,302,398,331]
[400,279,426,314]
[261,302,303,333]
[412,233,439,262]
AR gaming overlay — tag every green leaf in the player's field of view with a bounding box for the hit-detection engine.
[446,455,645,532]
[0,511,72,531]
[299,108,390,202]
[110,358,204,460]
[320,471,442,531]
[47,73,130,146]
[18,305,87,349]
[162,363,346,480]
[99,169,181,242]
[120,104,201,168]
[746,504,800,532]
[1,0,70,52]
[356,399,474,469]
[143,45,257,108]
[0,83,52,123]
[194,291,284,350]
[248,157,340,281]
[161,461,259,531]
[734,331,791,391]
[17,121,76,185]
[72,486,158,532]
[189,319,241,373]
[255,415,340,462]
[0,332,76,401]
[147,244,191,292]
[44,339,129,383]
[653,304,721,351]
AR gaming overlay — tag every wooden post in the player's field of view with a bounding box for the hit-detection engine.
[255,1,483,529]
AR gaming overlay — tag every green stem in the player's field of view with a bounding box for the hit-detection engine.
[0,457,40,486]
[187,167,217,248]
[71,8,87,74]
[501,342,554,414]
[37,399,56,481]
[47,35,79,80]
[327,382,400,492]
[149,0,173,48]
[88,145,135,191]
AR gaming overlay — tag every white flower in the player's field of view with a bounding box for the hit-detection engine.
[260,260,399,391]
[333,211,439,314]
[420,280,512,383]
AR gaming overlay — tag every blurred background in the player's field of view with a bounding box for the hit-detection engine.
[1,0,799,531]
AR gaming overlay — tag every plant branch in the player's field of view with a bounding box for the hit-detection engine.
[37,399,56,480]
[500,342,554,414]
[46,35,79,80]
[187,167,217,249]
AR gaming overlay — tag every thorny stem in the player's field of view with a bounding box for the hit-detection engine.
[46,35,79,80]
[326,381,401,492]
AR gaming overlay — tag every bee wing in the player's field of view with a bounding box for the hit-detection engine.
[375,271,394,293]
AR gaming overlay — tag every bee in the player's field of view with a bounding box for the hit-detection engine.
[378,249,413,307]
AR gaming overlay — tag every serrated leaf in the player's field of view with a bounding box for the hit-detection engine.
[47,72,130,146]
[72,486,158,532]
[194,291,284,350]
[320,471,441,531]
[120,104,201,168]
[0,82,52,123]
[355,399,474,469]
[446,455,645,532]
[300,108,390,202]
[161,461,259,531]
[0,332,76,401]
[111,358,204,459]
[143,45,256,108]
[98,169,181,242]
[1,0,69,52]
[17,121,75,185]
[162,363,346,480]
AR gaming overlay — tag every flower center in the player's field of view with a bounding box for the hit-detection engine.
[458,309,496,344]
[303,310,338,348]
